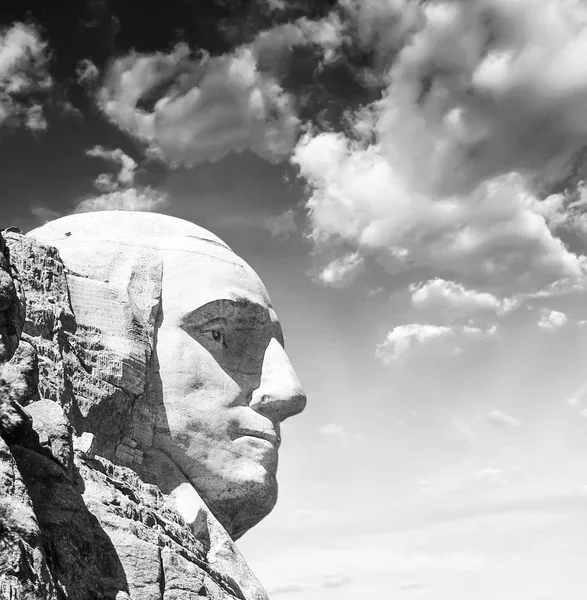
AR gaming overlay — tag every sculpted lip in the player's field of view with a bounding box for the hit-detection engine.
[236,429,281,447]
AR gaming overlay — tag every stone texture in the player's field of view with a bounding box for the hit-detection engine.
[0,213,307,599]
[0,230,25,364]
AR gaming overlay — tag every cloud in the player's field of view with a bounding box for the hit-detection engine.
[320,423,363,444]
[0,23,52,133]
[254,11,345,67]
[267,582,303,595]
[380,0,587,194]
[486,410,521,430]
[98,43,300,167]
[398,580,425,591]
[293,0,587,303]
[339,0,422,70]
[293,135,584,295]
[474,467,508,485]
[410,279,518,317]
[568,383,587,418]
[85,145,138,190]
[76,58,99,86]
[315,251,364,287]
[267,574,352,596]
[375,323,494,364]
[30,206,61,223]
[265,209,297,238]
[73,187,168,214]
[537,308,568,332]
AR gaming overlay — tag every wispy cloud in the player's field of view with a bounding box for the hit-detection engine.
[265,209,297,239]
[73,145,167,214]
[73,187,168,214]
[267,574,352,596]
[85,145,138,190]
[474,467,508,486]
[410,279,518,318]
[314,251,364,288]
[320,423,363,445]
[375,323,495,364]
[486,410,522,430]
[398,579,425,592]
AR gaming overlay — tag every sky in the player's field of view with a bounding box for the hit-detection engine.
[2,0,587,598]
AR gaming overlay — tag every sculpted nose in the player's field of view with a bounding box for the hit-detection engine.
[249,337,307,422]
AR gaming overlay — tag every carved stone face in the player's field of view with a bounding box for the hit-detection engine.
[155,241,306,537]
[29,212,306,539]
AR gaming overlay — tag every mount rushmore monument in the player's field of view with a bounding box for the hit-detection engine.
[0,211,307,599]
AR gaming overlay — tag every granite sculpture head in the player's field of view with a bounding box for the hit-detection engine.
[29,211,306,539]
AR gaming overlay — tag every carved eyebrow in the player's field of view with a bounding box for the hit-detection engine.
[180,299,274,329]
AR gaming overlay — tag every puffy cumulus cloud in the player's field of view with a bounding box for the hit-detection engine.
[375,323,495,364]
[254,11,345,67]
[98,43,300,167]
[74,187,168,214]
[294,130,584,296]
[486,409,521,429]
[410,279,518,317]
[0,23,52,133]
[380,0,587,194]
[315,251,364,287]
[537,308,568,332]
[339,0,423,69]
[85,146,137,191]
[293,0,587,303]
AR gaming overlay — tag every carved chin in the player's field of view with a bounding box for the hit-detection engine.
[199,472,279,540]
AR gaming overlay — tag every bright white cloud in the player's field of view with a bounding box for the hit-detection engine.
[376,324,453,364]
[97,9,350,169]
[537,309,568,331]
[375,323,494,363]
[98,43,299,167]
[293,0,587,304]
[85,146,138,189]
[410,279,518,317]
[0,23,52,133]
[316,251,364,287]
[293,135,584,296]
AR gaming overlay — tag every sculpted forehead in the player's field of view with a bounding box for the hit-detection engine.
[29,211,273,317]
[29,211,230,250]
[160,247,272,320]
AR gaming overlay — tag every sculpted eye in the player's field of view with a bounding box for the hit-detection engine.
[210,330,225,345]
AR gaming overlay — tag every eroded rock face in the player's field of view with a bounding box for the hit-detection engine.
[0,214,307,599]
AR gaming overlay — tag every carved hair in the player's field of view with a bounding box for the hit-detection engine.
[4,229,162,464]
